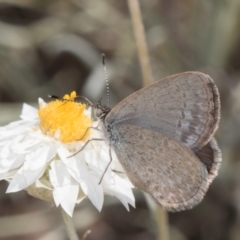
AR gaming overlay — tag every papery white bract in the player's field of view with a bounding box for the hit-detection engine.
[0,94,135,216]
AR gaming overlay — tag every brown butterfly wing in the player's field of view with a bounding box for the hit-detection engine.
[110,124,212,211]
[195,138,221,183]
[105,72,220,151]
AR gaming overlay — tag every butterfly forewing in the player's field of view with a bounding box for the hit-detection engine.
[105,72,220,151]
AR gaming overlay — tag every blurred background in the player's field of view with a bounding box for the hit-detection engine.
[0,0,240,239]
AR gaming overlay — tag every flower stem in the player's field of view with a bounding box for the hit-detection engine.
[61,208,79,240]
[127,0,153,86]
[145,194,169,240]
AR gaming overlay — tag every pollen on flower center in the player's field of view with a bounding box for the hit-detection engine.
[38,91,92,143]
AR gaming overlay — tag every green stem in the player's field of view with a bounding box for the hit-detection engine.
[61,208,79,240]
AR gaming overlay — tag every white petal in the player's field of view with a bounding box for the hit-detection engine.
[50,160,72,188]
[80,176,103,211]
[0,155,25,173]
[49,161,79,216]
[67,154,104,211]
[12,138,42,155]
[6,167,34,192]
[58,185,79,216]
[36,179,53,190]
[0,169,18,180]
[54,129,61,140]
[20,103,38,120]
[104,174,135,210]
[38,98,46,107]
[23,147,48,170]
[0,125,30,139]
[76,195,86,204]
[83,108,93,119]
[57,147,71,164]
[27,145,56,170]
[0,141,10,158]
[6,145,56,192]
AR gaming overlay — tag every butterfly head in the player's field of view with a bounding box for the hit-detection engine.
[94,99,111,120]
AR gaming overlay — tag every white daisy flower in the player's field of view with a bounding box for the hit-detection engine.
[0,91,135,216]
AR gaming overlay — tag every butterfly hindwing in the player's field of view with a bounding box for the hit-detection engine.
[110,123,211,211]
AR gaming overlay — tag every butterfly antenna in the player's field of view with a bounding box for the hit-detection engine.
[76,95,94,106]
[102,53,110,107]
[48,94,60,100]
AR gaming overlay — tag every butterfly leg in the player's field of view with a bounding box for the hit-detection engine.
[77,125,101,142]
[98,145,113,185]
[112,169,124,174]
[69,138,104,157]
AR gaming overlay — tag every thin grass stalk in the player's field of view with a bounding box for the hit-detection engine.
[127,0,153,86]
[127,0,169,239]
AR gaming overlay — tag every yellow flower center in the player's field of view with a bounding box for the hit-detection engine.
[38,91,92,143]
